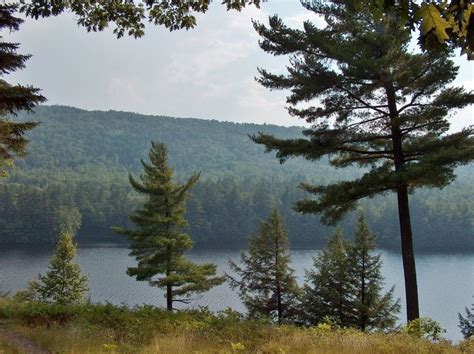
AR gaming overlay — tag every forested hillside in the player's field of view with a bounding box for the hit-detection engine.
[1,105,472,250]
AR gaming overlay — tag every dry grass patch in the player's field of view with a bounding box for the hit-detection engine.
[0,300,472,354]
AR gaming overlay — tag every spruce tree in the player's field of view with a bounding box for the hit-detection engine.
[0,4,46,176]
[346,212,400,331]
[114,142,223,311]
[228,209,300,324]
[30,231,88,305]
[458,300,474,339]
[251,0,474,321]
[302,229,352,326]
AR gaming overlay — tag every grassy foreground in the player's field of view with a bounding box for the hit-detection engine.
[0,299,472,353]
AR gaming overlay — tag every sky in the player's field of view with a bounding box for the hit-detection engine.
[7,1,474,129]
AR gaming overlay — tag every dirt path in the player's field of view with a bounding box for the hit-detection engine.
[0,324,50,354]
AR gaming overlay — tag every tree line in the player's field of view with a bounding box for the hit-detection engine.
[1,172,472,251]
[1,0,472,331]
[16,141,472,340]
[16,142,402,329]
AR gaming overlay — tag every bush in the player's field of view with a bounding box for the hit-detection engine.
[401,317,446,341]
[0,299,78,326]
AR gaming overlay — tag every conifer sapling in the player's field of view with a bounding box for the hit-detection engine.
[346,212,400,331]
[27,231,88,305]
[302,229,352,326]
[228,208,300,324]
[458,300,474,339]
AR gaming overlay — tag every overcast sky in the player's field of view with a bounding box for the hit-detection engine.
[7,1,473,129]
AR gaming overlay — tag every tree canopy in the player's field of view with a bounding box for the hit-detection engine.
[25,231,89,305]
[114,142,223,310]
[19,0,263,36]
[346,212,400,331]
[3,106,472,251]
[18,0,474,59]
[0,4,45,176]
[383,0,474,59]
[251,0,473,322]
[228,208,300,324]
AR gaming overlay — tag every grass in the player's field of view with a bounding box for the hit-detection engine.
[0,298,472,353]
[0,336,21,354]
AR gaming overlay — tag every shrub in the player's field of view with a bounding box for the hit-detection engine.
[401,317,446,341]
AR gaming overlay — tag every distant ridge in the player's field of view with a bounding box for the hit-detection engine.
[13,105,348,181]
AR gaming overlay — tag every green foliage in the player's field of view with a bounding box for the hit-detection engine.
[1,106,472,251]
[302,220,399,331]
[0,299,79,326]
[24,231,89,305]
[52,205,82,235]
[19,0,264,37]
[252,0,473,322]
[114,142,223,310]
[302,229,353,327]
[402,317,446,341]
[0,4,45,177]
[0,299,464,353]
[18,0,474,60]
[346,212,400,331]
[458,303,474,339]
[252,0,474,224]
[228,209,300,324]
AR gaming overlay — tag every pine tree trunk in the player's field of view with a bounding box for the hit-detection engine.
[275,235,283,324]
[386,85,420,322]
[165,204,173,312]
[361,251,366,331]
[396,184,420,321]
[167,284,173,311]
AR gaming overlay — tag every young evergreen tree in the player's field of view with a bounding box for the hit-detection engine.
[302,229,352,326]
[251,0,474,321]
[346,212,400,331]
[0,4,46,176]
[29,231,88,305]
[458,300,474,339]
[114,142,223,311]
[228,209,300,324]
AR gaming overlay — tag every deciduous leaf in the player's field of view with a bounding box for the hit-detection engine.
[419,3,451,42]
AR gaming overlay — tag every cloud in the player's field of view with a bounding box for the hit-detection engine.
[4,2,472,130]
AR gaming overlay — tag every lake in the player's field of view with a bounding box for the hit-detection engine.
[0,245,472,342]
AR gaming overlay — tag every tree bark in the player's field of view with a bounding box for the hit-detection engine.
[166,284,173,311]
[396,184,420,321]
[386,85,420,322]
[165,199,173,311]
[275,233,283,324]
[361,247,366,331]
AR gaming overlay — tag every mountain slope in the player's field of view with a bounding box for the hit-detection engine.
[13,105,349,181]
[1,105,472,250]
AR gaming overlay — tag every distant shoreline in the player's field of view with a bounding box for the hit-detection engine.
[1,241,473,254]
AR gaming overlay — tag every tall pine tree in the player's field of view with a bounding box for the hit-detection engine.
[251,0,474,321]
[114,142,223,311]
[346,212,400,331]
[0,4,45,176]
[228,209,300,324]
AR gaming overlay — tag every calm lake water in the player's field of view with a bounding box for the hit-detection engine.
[0,245,472,342]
